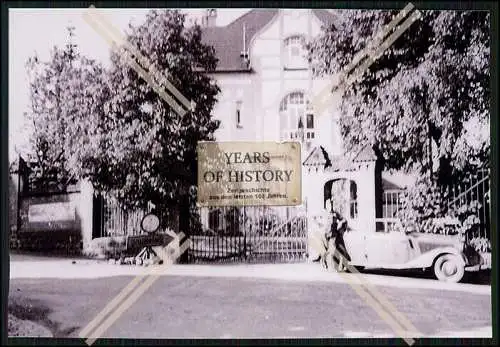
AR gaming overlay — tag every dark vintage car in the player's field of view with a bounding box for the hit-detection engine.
[341,218,487,283]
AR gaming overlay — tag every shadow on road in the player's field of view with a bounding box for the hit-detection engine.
[357,267,491,285]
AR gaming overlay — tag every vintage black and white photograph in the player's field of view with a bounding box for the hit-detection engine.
[7,4,492,341]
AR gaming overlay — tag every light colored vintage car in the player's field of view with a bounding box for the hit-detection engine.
[340,218,486,283]
[308,216,491,282]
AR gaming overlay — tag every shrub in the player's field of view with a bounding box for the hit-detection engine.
[397,176,488,252]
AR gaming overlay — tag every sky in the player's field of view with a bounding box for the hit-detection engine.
[8,8,250,162]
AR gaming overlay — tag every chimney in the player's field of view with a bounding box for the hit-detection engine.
[202,9,217,27]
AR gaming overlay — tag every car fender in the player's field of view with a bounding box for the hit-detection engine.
[404,246,466,269]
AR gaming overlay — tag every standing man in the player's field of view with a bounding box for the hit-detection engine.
[325,205,351,272]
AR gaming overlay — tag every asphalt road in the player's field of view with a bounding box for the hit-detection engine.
[8,274,491,339]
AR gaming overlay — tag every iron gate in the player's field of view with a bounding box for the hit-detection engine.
[188,204,308,263]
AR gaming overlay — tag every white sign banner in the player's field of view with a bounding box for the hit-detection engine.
[28,202,76,223]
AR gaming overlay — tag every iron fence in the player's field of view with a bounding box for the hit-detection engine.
[189,205,308,263]
[447,169,490,241]
[380,169,491,242]
[94,194,148,238]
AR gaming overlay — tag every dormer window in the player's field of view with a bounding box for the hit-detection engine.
[284,35,308,70]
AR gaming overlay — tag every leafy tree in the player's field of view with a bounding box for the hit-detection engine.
[78,10,220,225]
[25,26,107,191]
[308,10,490,185]
[309,10,490,245]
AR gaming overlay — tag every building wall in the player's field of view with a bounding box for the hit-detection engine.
[210,10,343,155]
[204,10,383,237]
[304,162,377,234]
[210,75,256,142]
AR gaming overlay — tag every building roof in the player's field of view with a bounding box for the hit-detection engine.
[382,178,403,191]
[352,145,378,162]
[303,144,378,171]
[303,145,328,167]
[312,9,339,28]
[382,171,417,190]
[201,9,338,72]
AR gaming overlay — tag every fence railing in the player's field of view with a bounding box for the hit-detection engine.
[190,205,308,263]
[447,169,490,241]
[100,197,147,238]
[380,169,490,241]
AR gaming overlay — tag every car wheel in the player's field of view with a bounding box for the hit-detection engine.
[433,254,465,283]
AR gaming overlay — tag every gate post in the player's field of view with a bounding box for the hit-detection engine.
[243,206,247,260]
[178,194,190,264]
[80,179,94,254]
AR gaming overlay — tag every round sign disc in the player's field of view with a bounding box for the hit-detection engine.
[141,213,160,233]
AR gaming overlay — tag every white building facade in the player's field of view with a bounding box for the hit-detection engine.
[199,9,410,236]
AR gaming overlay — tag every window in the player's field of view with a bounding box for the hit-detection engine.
[279,91,316,142]
[284,35,308,69]
[235,101,242,128]
[382,190,404,218]
[306,114,314,129]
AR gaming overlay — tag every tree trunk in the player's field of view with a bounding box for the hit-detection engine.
[427,120,433,179]
[423,83,433,181]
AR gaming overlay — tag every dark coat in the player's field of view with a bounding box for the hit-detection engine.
[327,214,351,262]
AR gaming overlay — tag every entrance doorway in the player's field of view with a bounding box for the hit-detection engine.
[324,178,358,220]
